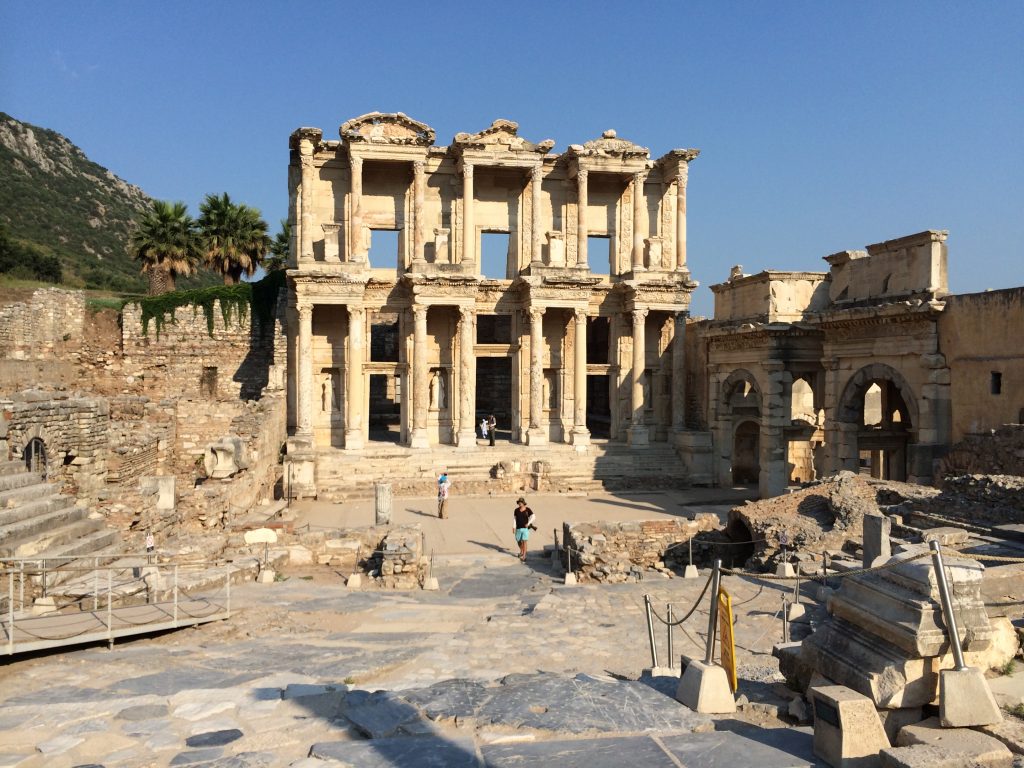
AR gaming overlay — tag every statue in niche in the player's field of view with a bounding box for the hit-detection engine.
[430,370,447,410]
[321,371,340,412]
[642,373,652,411]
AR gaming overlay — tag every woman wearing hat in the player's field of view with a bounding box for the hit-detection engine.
[513,497,536,562]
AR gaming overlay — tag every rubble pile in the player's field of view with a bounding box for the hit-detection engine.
[939,424,1024,477]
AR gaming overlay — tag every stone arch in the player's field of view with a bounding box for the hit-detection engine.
[838,363,919,428]
[836,363,918,481]
[714,368,763,488]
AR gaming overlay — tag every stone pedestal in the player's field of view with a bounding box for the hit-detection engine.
[284,437,317,500]
[863,513,891,568]
[810,685,889,768]
[627,425,650,447]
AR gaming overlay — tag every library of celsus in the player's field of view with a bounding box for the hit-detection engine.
[283,113,700,496]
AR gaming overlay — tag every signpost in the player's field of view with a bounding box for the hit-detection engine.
[717,587,737,692]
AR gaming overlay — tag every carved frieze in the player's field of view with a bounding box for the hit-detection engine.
[568,129,650,161]
[452,119,555,154]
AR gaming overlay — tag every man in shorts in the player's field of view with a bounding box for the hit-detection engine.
[513,497,536,561]
[437,472,451,519]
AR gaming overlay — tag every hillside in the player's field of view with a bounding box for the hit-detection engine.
[0,112,217,293]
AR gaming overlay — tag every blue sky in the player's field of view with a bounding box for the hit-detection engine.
[2,1,1021,315]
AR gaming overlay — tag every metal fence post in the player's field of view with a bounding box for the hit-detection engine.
[106,569,113,649]
[7,572,14,656]
[704,559,722,665]
[643,594,659,668]
[782,596,790,643]
[929,540,967,671]
[173,565,179,625]
[666,603,674,665]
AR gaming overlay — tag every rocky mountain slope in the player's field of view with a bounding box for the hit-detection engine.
[0,112,151,292]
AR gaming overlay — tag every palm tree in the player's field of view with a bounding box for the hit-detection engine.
[264,220,291,272]
[130,200,200,294]
[197,193,270,285]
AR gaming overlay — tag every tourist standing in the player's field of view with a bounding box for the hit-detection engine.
[480,417,488,442]
[145,531,155,563]
[513,497,536,561]
[487,414,497,446]
[437,472,451,519]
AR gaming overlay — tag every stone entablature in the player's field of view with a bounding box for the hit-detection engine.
[826,230,948,306]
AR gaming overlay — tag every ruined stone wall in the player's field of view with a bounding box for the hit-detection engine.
[939,424,1024,478]
[0,288,85,358]
[562,517,718,583]
[1,393,109,494]
[939,287,1024,441]
[121,290,286,403]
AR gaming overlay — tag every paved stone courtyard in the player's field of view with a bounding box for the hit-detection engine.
[0,489,830,767]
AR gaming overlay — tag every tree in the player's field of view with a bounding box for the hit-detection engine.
[264,220,291,272]
[130,201,200,294]
[197,193,270,285]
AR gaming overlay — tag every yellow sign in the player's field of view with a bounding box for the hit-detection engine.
[718,587,737,692]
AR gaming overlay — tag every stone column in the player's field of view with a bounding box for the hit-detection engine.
[632,171,646,272]
[297,304,313,437]
[349,154,364,262]
[299,149,314,262]
[526,307,548,446]
[456,306,477,449]
[570,308,590,449]
[412,160,426,266]
[409,306,429,449]
[671,312,687,433]
[345,306,365,450]
[627,308,649,447]
[675,165,689,271]
[531,164,543,267]
[575,169,588,269]
[462,163,475,269]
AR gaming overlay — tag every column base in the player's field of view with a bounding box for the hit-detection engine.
[525,428,548,446]
[409,428,430,449]
[570,427,591,451]
[283,437,317,500]
[455,429,478,450]
[627,425,650,448]
[344,429,364,451]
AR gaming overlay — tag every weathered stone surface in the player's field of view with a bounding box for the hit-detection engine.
[810,685,889,767]
[897,717,1012,765]
[185,729,243,748]
[310,736,479,767]
[342,691,424,738]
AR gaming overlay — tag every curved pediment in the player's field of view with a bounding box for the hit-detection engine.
[453,119,555,154]
[340,112,436,146]
[569,129,649,160]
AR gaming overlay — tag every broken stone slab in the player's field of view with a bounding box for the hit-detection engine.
[894,717,1012,766]
[243,528,278,545]
[810,684,890,768]
[311,736,479,767]
[184,729,243,748]
[342,690,424,738]
[938,667,1002,727]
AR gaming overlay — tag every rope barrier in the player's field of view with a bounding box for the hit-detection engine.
[648,572,714,627]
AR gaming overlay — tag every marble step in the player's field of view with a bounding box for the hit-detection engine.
[0,470,44,492]
[0,504,90,555]
[0,494,76,528]
[12,517,106,559]
[0,480,57,508]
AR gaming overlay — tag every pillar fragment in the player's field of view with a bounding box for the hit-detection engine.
[349,154,364,262]
[675,166,688,271]
[576,169,588,269]
[462,163,475,269]
[297,304,313,437]
[531,164,543,267]
[632,171,647,271]
[672,312,687,433]
[299,149,314,262]
[412,160,426,266]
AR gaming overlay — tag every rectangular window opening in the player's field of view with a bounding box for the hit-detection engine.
[370,312,400,362]
[587,235,612,276]
[991,371,1003,395]
[480,232,511,279]
[477,314,512,345]
[368,229,400,270]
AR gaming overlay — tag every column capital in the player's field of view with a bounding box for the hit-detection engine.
[297,304,312,320]
[299,154,314,170]
[412,159,425,174]
[462,162,474,180]
[459,304,476,321]
[531,164,543,181]
[347,305,365,320]
[350,154,363,171]
[412,305,428,323]
[528,306,545,323]
[674,310,689,324]
[676,167,689,188]
[577,168,588,184]
[633,169,648,184]
[632,308,649,325]
[573,308,588,323]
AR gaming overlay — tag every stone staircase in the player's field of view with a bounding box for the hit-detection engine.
[0,459,119,564]
[313,440,692,501]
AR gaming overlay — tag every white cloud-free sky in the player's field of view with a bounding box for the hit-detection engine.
[2,1,1021,315]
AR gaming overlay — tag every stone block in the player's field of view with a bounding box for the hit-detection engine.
[878,707,924,746]
[257,569,275,584]
[243,528,278,545]
[863,514,891,568]
[676,660,736,714]
[683,564,699,579]
[922,527,970,547]
[347,574,362,589]
[938,667,1002,727]
[286,545,313,566]
[810,684,889,768]
[777,562,796,578]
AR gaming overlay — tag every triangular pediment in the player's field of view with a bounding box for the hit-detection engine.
[453,119,554,154]
[340,112,436,146]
